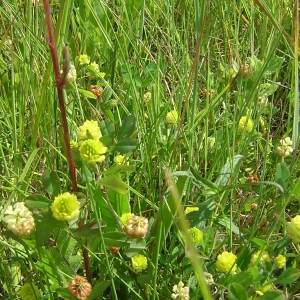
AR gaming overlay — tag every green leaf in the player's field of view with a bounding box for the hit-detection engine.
[25,195,51,209]
[103,232,128,247]
[78,88,97,99]
[99,175,128,195]
[218,217,241,235]
[215,155,244,187]
[275,162,290,191]
[251,237,267,249]
[117,116,136,138]
[125,238,146,257]
[42,171,60,196]
[256,291,285,300]
[291,179,300,200]
[228,283,248,300]
[276,268,300,285]
[88,280,111,300]
[113,138,137,153]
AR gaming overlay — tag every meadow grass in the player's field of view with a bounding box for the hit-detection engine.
[0,0,299,299]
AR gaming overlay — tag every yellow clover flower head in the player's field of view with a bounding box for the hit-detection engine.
[51,192,80,222]
[19,282,40,300]
[3,202,35,236]
[166,110,178,125]
[114,154,125,165]
[287,215,300,243]
[238,115,254,133]
[88,61,100,74]
[79,139,107,164]
[185,206,199,215]
[144,91,152,104]
[274,254,286,269]
[216,251,237,274]
[78,54,90,65]
[131,254,148,273]
[188,227,203,244]
[250,251,270,266]
[78,120,102,141]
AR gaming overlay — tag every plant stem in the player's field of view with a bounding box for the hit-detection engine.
[42,0,77,192]
[42,0,91,283]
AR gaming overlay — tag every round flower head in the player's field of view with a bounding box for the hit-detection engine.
[114,154,125,165]
[274,254,286,269]
[51,192,80,222]
[88,61,100,74]
[125,215,149,238]
[66,64,77,84]
[79,139,107,164]
[216,251,237,274]
[185,206,199,215]
[276,136,293,158]
[287,215,300,243]
[144,91,152,104]
[78,54,90,65]
[3,202,35,236]
[77,120,102,141]
[166,110,178,125]
[188,227,203,245]
[131,254,147,273]
[238,115,254,133]
[250,251,270,266]
[19,282,40,300]
[68,275,92,300]
[171,281,190,300]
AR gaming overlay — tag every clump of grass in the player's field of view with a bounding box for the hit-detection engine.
[0,0,299,299]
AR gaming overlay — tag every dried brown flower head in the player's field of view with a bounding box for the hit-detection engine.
[110,246,120,255]
[90,85,103,101]
[125,215,149,238]
[68,275,92,300]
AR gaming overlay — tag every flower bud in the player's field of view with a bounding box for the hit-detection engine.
[51,192,80,222]
[274,254,286,268]
[66,64,77,84]
[144,91,152,104]
[68,275,92,300]
[238,115,254,133]
[3,202,35,236]
[287,215,300,243]
[166,110,178,125]
[188,227,203,245]
[78,54,90,65]
[216,251,237,274]
[114,154,125,165]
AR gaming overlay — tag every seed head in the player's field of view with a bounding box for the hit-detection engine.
[68,275,92,300]
[125,215,149,238]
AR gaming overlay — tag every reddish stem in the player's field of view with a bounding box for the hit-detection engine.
[43,0,77,192]
[42,0,91,283]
